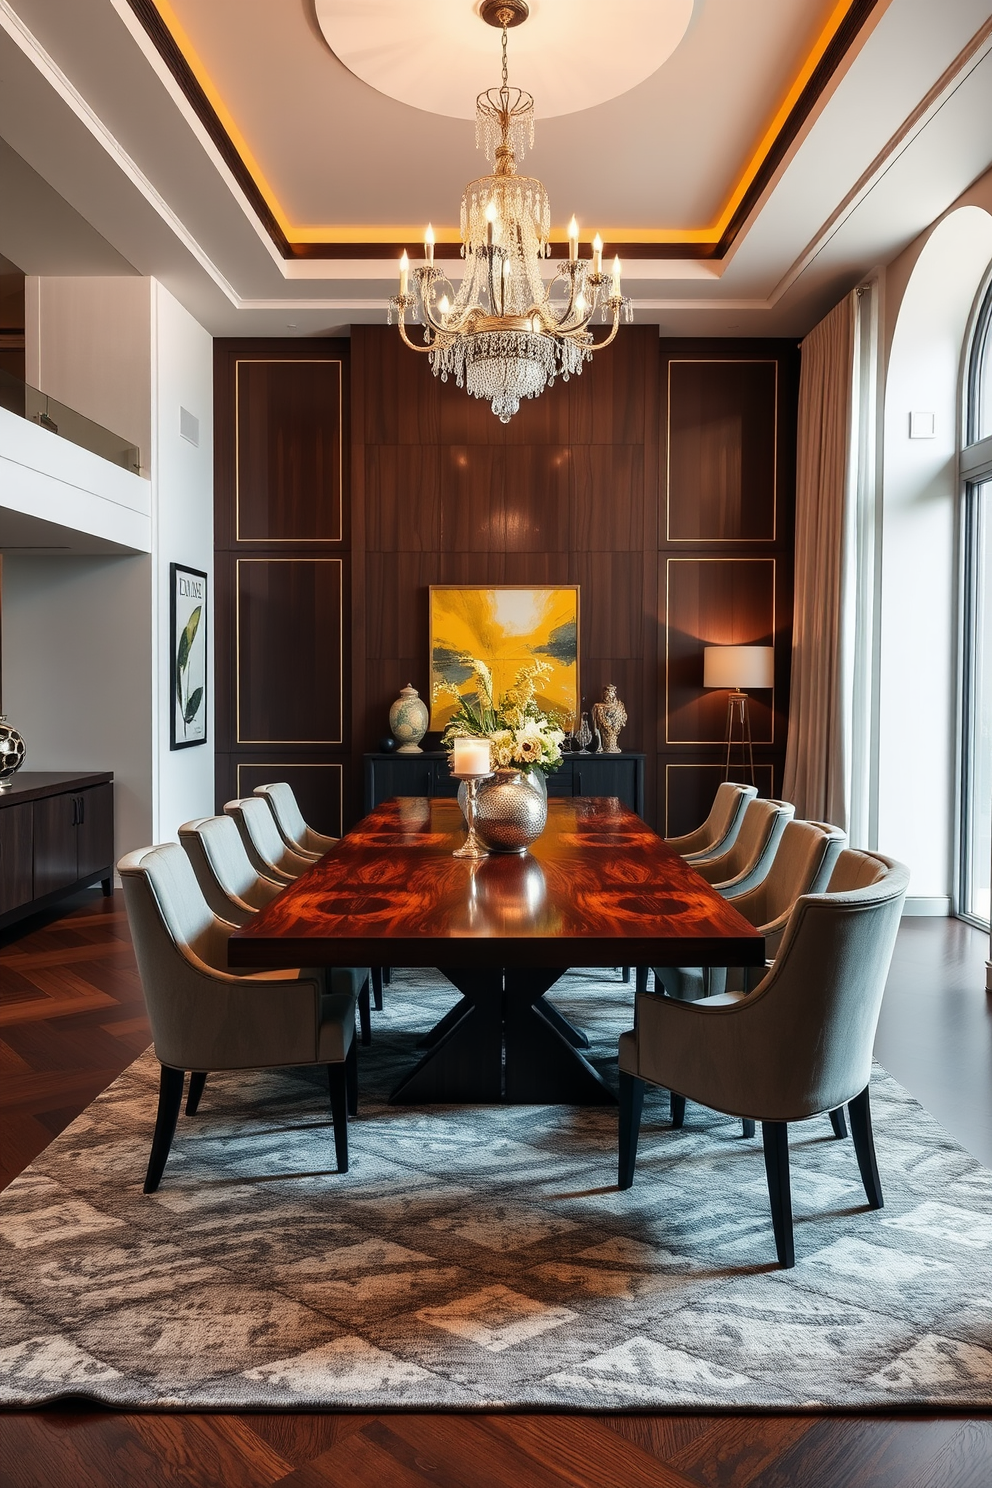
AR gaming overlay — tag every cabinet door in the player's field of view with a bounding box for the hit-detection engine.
[431,761,460,799]
[33,793,78,896]
[76,784,114,879]
[0,802,33,914]
[545,762,572,797]
[366,756,434,810]
[572,757,641,813]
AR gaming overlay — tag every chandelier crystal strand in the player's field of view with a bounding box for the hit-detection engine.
[390,2,631,423]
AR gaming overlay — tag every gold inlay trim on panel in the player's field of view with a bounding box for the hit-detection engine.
[666,360,778,544]
[664,761,775,837]
[235,557,344,745]
[237,762,344,838]
[664,556,776,747]
[234,359,344,544]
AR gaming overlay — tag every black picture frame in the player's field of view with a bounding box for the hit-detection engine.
[170,562,208,750]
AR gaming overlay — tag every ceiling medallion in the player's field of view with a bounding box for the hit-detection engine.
[388,3,631,423]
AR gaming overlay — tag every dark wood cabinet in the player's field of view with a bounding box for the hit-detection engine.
[365,752,645,818]
[0,772,114,931]
[0,801,33,916]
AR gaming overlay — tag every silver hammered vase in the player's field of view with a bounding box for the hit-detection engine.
[473,769,548,854]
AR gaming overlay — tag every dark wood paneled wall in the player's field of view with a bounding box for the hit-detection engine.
[214,340,350,835]
[214,330,797,835]
[660,340,798,835]
[350,324,662,826]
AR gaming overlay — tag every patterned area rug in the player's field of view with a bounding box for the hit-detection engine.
[3,968,992,1411]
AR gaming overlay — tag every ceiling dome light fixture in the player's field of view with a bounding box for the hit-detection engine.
[389,0,631,423]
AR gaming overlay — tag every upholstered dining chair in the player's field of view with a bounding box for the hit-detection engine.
[224,797,314,883]
[179,814,373,1046]
[119,843,360,1192]
[617,849,910,1267]
[664,781,758,862]
[654,818,848,1003]
[690,797,795,898]
[253,781,339,862]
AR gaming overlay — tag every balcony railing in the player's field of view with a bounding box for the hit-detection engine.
[0,367,141,474]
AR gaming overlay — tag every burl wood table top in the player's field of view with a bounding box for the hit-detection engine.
[229,796,764,972]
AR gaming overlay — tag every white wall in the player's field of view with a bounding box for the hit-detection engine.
[876,205,992,908]
[5,275,214,857]
[1,553,153,858]
[150,281,214,841]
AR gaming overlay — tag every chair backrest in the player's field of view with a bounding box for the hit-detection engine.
[694,798,795,893]
[179,814,283,926]
[736,818,847,928]
[669,781,757,859]
[743,850,911,1117]
[224,797,310,880]
[253,782,308,852]
[119,844,319,1073]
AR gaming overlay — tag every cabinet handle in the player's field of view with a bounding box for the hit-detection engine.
[79,795,85,825]
[576,773,583,795]
[71,797,78,826]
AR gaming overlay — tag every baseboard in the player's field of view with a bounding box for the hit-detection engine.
[902,896,952,917]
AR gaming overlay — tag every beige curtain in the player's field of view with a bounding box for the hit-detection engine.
[782,293,857,828]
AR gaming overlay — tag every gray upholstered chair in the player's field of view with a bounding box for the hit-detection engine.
[253,781,338,862]
[690,797,795,898]
[224,797,314,883]
[119,843,359,1192]
[179,814,373,1047]
[665,781,757,862]
[618,849,910,1267]
[654,818,848,1002]
[179,814,284,927]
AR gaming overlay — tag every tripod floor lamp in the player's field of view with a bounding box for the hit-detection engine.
[703,644,775,786]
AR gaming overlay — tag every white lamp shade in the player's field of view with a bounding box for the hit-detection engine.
[703,645,775,690]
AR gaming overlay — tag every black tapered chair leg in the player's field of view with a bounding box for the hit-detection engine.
[670,1092,686,1129]
[328,1064,349,1173]
[635,966,650,994]
[345,1037,358,1118]
[617,1071,645,1190]
[621,966,631,984]
[383,967,392,986]
[829,1106,849,1140]
[848,1085,883,1209]
[185,1071,207,1116]
[370,967,384,1011]
[358,979,372,1046]
[761,1121,795,1268]
[144,1065,185,1194]
[741,1118,756,1138]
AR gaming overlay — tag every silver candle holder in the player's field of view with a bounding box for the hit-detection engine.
[450,737,493,859]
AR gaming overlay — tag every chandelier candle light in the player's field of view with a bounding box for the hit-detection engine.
[389,0,632,423]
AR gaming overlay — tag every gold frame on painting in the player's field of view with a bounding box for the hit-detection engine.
[428,585,580,731]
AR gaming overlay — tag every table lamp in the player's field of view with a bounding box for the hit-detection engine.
[702,644,775,785]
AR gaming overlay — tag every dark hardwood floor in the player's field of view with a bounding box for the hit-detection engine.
[2,890,990,1487]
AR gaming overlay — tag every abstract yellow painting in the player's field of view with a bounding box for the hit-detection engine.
[429,586,579,730]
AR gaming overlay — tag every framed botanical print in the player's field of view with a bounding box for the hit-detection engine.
[429,584,579,730]
[170,562,208,749]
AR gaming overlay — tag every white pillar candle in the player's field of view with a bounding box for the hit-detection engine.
[568,216,579,262]
[424,223,434,265]
[399,251,409,295]
[592,233,603,274]
[611,254,622,296]
[452,737,492,776]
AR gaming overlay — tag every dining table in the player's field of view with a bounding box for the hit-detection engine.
[228,795,765,1106]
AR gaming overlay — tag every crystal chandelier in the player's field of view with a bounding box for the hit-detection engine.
[389,0,632,423]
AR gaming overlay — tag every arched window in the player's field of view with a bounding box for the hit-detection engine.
[960,273,992,926]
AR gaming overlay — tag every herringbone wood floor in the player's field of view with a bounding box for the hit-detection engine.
[2,891,990,1488]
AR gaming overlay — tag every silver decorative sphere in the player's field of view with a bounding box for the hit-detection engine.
[0,715,26,786]
[474,769,548,853]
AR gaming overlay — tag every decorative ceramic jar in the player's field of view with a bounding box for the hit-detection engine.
[0,714,26,788]
[474,768,548,853]
[388,683,429,754]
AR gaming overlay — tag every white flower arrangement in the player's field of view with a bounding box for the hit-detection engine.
[435,657,566,775]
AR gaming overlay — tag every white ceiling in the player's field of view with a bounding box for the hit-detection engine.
[0,0,990,339]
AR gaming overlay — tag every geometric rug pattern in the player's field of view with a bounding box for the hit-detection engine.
[2,968,992,1410]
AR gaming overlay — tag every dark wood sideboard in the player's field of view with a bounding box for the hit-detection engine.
[0,772,114,931]
[364,752,645,818]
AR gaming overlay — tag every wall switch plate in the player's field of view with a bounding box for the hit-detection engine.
[909,411,935,438]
